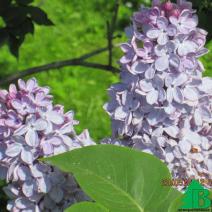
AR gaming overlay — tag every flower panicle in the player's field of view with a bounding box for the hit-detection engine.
[0,78,94,211]
[104,0,212,190]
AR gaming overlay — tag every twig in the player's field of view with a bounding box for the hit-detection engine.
[111,0,120,36]
[79,47,108,60]
[0,47,120,85]
[107,0,120,68]
[79,61,119,72]
[107,21,112,67]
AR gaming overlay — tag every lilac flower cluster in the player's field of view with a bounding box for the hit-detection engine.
[0,78,94,211]
[104,0,212,188]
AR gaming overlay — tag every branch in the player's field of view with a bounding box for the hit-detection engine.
[111,0,120,36]
[107,21,112,66]
[78,47,108,60]
[0,47,120,85]
[107,0,120,68]
[78,61,120,72]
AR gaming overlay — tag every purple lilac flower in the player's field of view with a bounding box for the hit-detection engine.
[104,0,212,190]
[0,78,95,211]
[146,16,177,45]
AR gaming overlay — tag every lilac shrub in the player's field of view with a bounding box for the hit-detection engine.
[0,78,94,211]
[104,0,212,189]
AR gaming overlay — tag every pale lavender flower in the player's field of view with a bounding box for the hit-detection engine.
[120,43,136,64]
[132,38,155,63]
[146,16,177,45]
[11,96,35,116]
[104,0,212,190]
[154,41,180,71]
[174,34,198,56]
[169,9,198,34]
[0,78,95,211]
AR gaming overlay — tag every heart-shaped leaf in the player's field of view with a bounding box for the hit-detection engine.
[28,6,54,26]
[45,145,182,212]
[65,202,109,212]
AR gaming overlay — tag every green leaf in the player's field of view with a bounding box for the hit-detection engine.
[168,194,183,212]
[0,28,8,46]
[0,0,11,14]
[8,17,34,38]
[158,188,183,212]
[3,6,27,26]
[0,179,5,187]
[45,145,182,212]
[8,34,24,57]
[65,202,109,212]
[28,6,54,26]
[21,17,34,34]
[15,0,33,5]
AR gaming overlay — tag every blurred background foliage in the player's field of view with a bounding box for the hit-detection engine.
[0,0,211,210]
